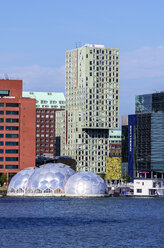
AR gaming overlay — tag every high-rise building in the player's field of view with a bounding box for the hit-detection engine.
[123,92,164,179]
[0,79,36,184]
[23,92,65,157]
[61,44,119,174]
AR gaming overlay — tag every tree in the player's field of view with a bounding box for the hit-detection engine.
[122,170,131,183]
[0,173,7,186]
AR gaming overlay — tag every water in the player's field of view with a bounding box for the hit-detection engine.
[0,197,164,248]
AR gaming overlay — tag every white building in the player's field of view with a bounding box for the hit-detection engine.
[134,179,164,196]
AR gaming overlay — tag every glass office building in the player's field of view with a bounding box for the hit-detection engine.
[127,92,164,179]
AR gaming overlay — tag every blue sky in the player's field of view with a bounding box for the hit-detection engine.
[0,0,164,118]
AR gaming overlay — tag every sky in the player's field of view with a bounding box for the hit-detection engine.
[0,0,164,119]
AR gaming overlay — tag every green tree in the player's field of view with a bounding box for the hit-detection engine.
[0,173,7,186]
[122,170,131,183]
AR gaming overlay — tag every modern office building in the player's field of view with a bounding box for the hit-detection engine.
[60,44,119,174]
[0,79,36,184]
[123,92,164,180]
[23,92,65,157]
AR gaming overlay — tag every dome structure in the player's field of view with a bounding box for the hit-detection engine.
[7,167,35,195]
[65,172,106,196]
[26,163,75,195]
[7,164,107,197]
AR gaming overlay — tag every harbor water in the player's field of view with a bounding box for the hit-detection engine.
[0,197,164,248]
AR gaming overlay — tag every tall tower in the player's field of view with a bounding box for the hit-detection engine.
[64,44,119,174]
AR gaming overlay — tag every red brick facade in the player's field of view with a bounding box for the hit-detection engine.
[0,80,36,185]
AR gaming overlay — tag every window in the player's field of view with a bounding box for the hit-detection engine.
[6,103,19,107]
[0,165,3,168]
[0,90,10,96]
[137,189,142,193]
[6,157,18,161]
[0,134,4,138]
[6,126,19,131]
[0,111,4,114]
[6,111,19,115]
[6,142,18,146]
[6,119,19,123]
[0,126,4,130]
[6,149,18,154]
[6,134,18,138]
[5,165,18,169]
[0,103,4,107]
[0,149,3,153]
[0,157,3,161]
[0,118,4,122]
[0,142,4,146]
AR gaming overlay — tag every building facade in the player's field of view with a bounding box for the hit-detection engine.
[0,79,36,183]
[123,92,164,180]
[105,130,121,180]
[23,92,65,157]
[62,44,119,173]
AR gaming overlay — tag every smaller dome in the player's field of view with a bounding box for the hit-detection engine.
[65,172,106,196]
[8,167,35,195]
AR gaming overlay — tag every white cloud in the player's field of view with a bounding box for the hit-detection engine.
[120,46,164,79]
[0,64,65,92]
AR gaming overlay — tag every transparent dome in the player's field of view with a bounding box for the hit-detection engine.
[65,172,106,195]
[7,167,35,195]
[26,163,75,194]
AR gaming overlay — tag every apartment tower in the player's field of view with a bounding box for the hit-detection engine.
[64,44,119,173]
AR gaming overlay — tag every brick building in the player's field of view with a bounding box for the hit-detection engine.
[23,92,65,157]
[0,79,36,185]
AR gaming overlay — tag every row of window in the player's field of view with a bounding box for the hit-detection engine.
[0,165,18,169]
[0,149,18,153]
[0,157,18,161]
[0,118,19,123]
[0,103,19,107]
[0,134,18,138]
[0,111,18,115]
[36,105,65,109]
[0,126,18,130]
[0,142,18,146]
[36,110,56,113]
[36,115,54,118]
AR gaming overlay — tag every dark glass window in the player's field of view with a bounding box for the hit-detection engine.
[0,157,3,161]
[6,103,19,107]
[6,119,19,123]
[0,149,3,153]
[6,134,18,138]
[0,142,4,146]
[0,134,4,138]
[5,165,18,169]
[6,126,18,130]
[0,126,4,130]
[0,118,4,122]
[6,157,18,161]
[6,149,18,154]
[0,111,4,114]
[6,111,19,115]
[0,165,3,168]
[0,103,4,107]
[0,90,9,97]
[6,142,18,146]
